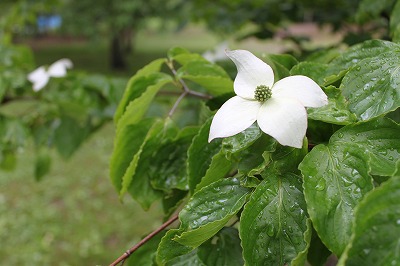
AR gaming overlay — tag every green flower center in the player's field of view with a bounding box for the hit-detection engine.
[254,85,272,102]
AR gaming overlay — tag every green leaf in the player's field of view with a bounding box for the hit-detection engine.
[240,173,309,266]
[307,229,332,266]
[340,49,400,120]
[109,118,159,198]
[116,72,173,133]
[175,177,250,247]
[300,145,372,255]
[34,148,51,181]
[330,118,400,176]
[125,230,167,266]
[338,176,400,266]
[124,119,177,209]
[307,86,357,125]
[355,0,396,23]
[187,118,223,194]
[114,58,167,123]
[166,250,205,266]
[54,116,89,158]
[149,126,199,192]
[290,62,329,86]
[222,123,263,156]
[197,227,244,266]
[263,53,298,81]
[156,229,195,266]
[194,150,233,193]
[390,0,400,42]
[326,40,397,77]
[177,60,233,96]
[168,47,205,65]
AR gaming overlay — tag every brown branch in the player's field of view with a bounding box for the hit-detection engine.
[109,213,179,266]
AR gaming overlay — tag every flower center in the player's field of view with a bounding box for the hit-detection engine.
[254,85,272,102]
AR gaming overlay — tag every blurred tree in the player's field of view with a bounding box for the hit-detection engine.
[59,0,182,69]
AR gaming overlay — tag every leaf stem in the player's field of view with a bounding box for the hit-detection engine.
[109,213,179,266]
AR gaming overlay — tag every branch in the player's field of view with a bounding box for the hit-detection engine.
[109,213,179,266]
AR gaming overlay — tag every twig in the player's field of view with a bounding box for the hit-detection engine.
[166,60,212,117]
[109,213,179,266]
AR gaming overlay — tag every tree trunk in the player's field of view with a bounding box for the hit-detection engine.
[110,28,134,70]
[110,33,126,70]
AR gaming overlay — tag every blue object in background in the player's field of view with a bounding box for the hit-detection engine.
[37,15,62,33]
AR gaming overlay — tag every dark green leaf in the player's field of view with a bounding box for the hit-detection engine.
[338,176,400,266]
[125,230,167,266]
[307,229,332,266]
[156,229,194,265]
[197,227,244,266]
[355,0,396,23]
[34,148,51,181]
[166,250,205,266]
[290,62,329,86]
[307,86,357,125]
[150,126,199,192]
[340,50,400,120]
[263,54,298,81]
[390,0,400,42]
[54,116,89,158]
[175,177,250,247]
[240,173,310,266]
[187,118,223,193]
[222,123,263,157]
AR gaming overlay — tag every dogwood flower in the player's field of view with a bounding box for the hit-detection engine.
[208,50,328,148]
[27,58,73,92]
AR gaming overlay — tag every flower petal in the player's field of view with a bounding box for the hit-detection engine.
[27,66,50,92]
[272,75,328,107]
[48,58,73,77]
[226,50,274,100]
[257,98,307,148]
[209,96,261,142]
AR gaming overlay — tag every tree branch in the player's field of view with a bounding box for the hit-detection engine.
[109,213,179,266]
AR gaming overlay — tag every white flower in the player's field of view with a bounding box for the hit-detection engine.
[208,50,328,148]
[202,42,229,63]
[27,58,73,92]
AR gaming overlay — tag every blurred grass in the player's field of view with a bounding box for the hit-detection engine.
[0,124,164,265]
[1,25,219,265]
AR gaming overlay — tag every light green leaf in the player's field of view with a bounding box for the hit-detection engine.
[116,72,173,133]
[340,50,400,120]
[109,118,159,200]
[194,150,232,193]
[177,60,233,96]
[338,176,400,266]
[187,118,222,194]
[240,173,309,266]
[307,86,357,125]
[175,177,250,247]
[197,227,244,266]
[156,229,195,266]
[114,58,167,123]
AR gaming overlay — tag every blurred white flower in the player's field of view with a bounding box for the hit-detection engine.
[202,42,229,63]
[208,50,328,148]
[27,58,73,92]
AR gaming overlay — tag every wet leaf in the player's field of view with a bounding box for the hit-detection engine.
[240,173,310,266]
[338,176,400,266]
